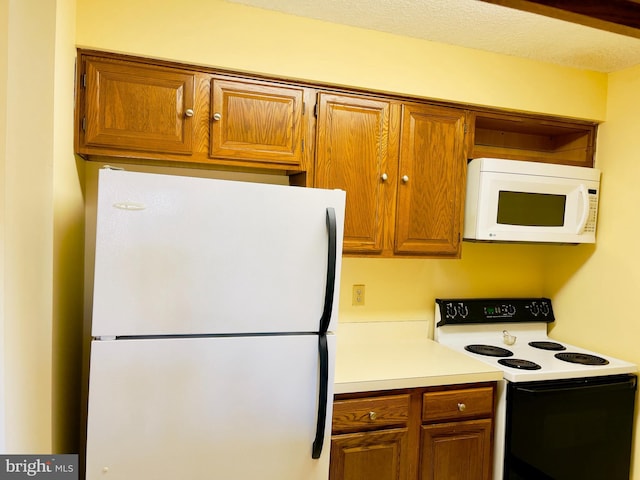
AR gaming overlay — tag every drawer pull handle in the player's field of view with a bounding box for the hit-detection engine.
[368,411,377,421]
[457,403,466,412]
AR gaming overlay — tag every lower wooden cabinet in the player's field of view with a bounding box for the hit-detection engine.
[420,419,492,480]
[330,428,410,480]
[330,384,495,480]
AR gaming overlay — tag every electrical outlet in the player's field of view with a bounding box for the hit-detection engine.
[352,284,365,306]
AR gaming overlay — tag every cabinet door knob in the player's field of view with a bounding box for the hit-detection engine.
[457,403,466,412]
[402,175,409,183]
[368,411,377,421]
[213,112,222,121]
[185,108,194,118]
[381,173,388,181]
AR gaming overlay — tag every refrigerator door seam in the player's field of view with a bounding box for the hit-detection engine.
[93,332,322,341]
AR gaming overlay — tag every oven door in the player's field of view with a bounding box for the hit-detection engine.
[505,374,637,480]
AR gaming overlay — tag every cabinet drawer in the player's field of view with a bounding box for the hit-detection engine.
[332,394,410,434]
[422,387,493,423]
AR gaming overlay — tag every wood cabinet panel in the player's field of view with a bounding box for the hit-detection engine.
[81,57,195,155]
[422,386,494,423]
[333,394,410,434]
[330,428,410,480]
[210,78,304,166]
[315,93,394,254]
[420,419,493,480]
[395,104,466,256]
[331,383,495,480]
[315,95,466,258]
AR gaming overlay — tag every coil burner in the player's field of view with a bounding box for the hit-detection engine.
[498,358,542,370]
[464,344,513,357]
[555,352,609,366]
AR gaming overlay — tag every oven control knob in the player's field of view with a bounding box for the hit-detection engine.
[529,302,540,316]
[445,303,456,319]
[540,302,550,316]
[457,403,466,412]
[456,303,469,318]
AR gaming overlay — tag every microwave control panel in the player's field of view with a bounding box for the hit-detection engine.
[585,188,598,233]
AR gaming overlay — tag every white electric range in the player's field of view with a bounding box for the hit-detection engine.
[434,298,637,480]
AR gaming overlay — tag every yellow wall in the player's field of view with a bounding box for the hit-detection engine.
[340,242,549,328]
[3,0,56,451]
[545,64,640,473]
[1,0,81,454]
[75,0,607,121]
[52,0,83,453]
[0,0,8,452]
[547,64,640,354]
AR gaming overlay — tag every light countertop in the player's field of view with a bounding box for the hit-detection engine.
[334,321,503,394]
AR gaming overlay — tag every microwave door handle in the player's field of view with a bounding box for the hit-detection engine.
[576,184,589,234]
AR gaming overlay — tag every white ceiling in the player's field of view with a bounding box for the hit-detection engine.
[226,0,640,73]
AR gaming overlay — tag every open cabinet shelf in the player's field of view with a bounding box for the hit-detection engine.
[468,111,597,167]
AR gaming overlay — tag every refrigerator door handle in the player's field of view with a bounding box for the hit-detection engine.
[312,333,329,459]
[318,207,337,336]
[312,207,337,459]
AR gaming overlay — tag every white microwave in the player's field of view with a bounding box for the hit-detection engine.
[464,158,601,244]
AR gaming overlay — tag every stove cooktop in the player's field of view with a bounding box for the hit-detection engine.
[442,334,635,382]
[435,298,637,382]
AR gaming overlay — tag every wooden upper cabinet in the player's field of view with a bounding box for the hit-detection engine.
[395,104,466,256]
[75,50,309,171]
[314,93,395,254]
[79,56,196,155]
[314,94,466,258]
[210,78,304,167]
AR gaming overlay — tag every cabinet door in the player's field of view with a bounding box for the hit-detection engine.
[420,418,492,480]
[330,428,410,480]
[395,104,466,256]
[82,57,195,155]
[315,93,394,254]
[210,79,304,166]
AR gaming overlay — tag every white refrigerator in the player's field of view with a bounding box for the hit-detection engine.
[85,168,345,479]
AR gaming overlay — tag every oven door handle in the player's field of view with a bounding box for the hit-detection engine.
[515,377,637,395]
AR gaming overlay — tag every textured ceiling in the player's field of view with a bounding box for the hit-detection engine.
[226,0,640,72]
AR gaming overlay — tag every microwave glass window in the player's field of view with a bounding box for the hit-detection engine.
[497,191,566,226]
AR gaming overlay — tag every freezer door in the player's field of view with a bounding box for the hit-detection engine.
[85,334,335,480]
[91,169,345,336]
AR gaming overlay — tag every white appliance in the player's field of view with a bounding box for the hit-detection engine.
[85,169,346,480]
[435,298,637,480]
[464,158,601,243]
